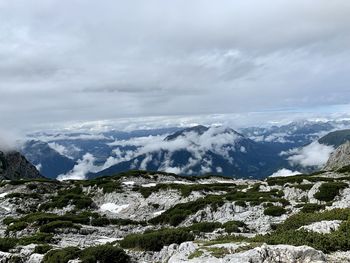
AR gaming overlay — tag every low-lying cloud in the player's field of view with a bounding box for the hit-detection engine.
[282,141,335,167]
[269,168,301,177]
[57,153,99,180]
[107,126,241,174]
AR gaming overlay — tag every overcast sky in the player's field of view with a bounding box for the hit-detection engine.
[1,0,350,133]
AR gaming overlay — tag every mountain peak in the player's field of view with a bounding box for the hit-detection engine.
[164,125,209,141]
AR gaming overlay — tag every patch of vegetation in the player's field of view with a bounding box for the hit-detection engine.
[120,228,194,251]
[263,206,286,217]
[91,217,110,227]
[205,247,230,258]
[34,244,53,254]
[188,222,222,233]
[43,247,81,263]
[234,200,247,207]
[18,233,53,245]
[79,179,122,194]
[138,183,236,198]
[149,195,224,226]
[80,244,130,263]
[40,186,93,210]
[301,203,325,213]
[110,218,147,226]
[223,221,247,233]
[5,192,40,199]
[294,184,314,191]
[266,175,334,186]
[39,220,81,233]
[0,238,17,252]
[188,249,204,259]
[337,165,350,174]
[6,221,28,232]
[314,182,348,202]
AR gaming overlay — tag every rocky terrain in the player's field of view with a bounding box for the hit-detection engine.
[3,139,350,262]
[0,151,42,180]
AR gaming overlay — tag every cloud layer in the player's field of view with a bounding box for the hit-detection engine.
[282,141,335,167]
[1,1,350,131]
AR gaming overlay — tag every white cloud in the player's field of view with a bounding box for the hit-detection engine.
[48,142,80,159]
[106,126,241,174]
[269,168,301,177]
[283,141,334,167]
[57,153,99,180]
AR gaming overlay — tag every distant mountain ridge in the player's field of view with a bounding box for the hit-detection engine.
[90,125,286,179]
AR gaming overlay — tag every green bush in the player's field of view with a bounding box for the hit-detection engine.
[120,228,194,251]
[43,247,81,263]
[223,221,246,233]
[188,222,222,233]
[235,200,247,207]
[314,182,348,202]
[264,206,286,217]
[80,245,130,263]
[91,217,110,227]
[18,233,53,245]
[7,221,28,232]
[34,244,53,254]
[150,195,224,226]
[301,203,325,213]
[0,238,17,252]
[40,187,93,210]
[39,221,80,233]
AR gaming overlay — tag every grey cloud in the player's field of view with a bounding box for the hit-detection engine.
[1,0,350,131]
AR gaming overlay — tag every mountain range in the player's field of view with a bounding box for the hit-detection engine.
[20,120,350,180]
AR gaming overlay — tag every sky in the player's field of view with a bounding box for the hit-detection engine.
[1,0,350,133]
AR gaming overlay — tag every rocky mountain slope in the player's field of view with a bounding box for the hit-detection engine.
[0,150,42,180]
[324,141,350,171]
[2,166,350,262]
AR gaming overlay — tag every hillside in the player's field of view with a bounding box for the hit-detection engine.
[1,166,350,262]
[318,129,350,148]
[0,150,42,180]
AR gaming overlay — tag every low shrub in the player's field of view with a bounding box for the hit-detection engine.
[120,228,194,251]
[43,247,81,263]
[80,245,130,263]
[0,238,17,252]
[7,221,28,232]
[34,244,53,254]
[91,217,110,227]
[314,182,348,202]
[223,221,246,233]
[301,203,325,213]
[150,195,224,226]
[39,221,80,233]
[188,222,222,233]
[264,206,286,217]
[18,233,53,245]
